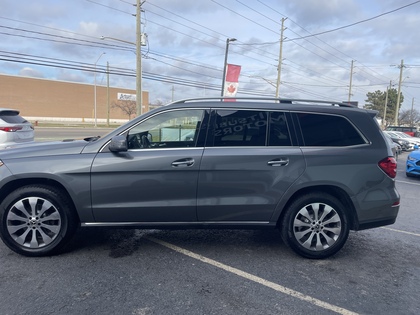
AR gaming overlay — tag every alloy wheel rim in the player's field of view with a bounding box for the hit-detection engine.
[6,197,62,249]
[293,202,342,251]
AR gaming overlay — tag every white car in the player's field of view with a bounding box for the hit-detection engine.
[393,131,420,144]
[0,108,34,149]
[384,131,419,149]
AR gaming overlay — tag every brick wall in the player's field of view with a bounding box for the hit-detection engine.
[0,74,149,121]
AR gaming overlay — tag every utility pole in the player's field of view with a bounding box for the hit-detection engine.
[107,62,110,127]
[275,18,287,98]
[383,80,391,128]
[411,97,415,127]
[348,60,354,102]
[136,0,143,116]
[94,52,106,127]
[394,59,404,125]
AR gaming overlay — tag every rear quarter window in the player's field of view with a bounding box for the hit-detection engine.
[297,112,366,146]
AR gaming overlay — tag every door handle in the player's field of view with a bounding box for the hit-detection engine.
[267,158,289,167]
[171,158,195,167]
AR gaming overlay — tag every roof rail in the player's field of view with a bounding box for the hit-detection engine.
[169,97,356,108]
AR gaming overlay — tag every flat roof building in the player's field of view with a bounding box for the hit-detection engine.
[0,74,149,124]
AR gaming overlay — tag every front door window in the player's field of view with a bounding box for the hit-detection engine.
[127,109,205,149]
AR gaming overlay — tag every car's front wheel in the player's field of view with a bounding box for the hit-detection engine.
[0,185,78,256]
[280,193,349,259]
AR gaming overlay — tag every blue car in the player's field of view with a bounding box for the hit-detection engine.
[406,146,420,177]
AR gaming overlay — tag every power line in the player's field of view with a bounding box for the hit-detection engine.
[256,1,394,86]
[284,0,420,41]
[85,0,134,16]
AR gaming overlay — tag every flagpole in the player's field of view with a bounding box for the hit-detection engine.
[221,38,236,96]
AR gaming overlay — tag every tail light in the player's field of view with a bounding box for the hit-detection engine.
[378,157,397,178]
[0,126,23,132]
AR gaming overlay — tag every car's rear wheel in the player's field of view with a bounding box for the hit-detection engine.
[281,193,349,259]
[0,185,78,256]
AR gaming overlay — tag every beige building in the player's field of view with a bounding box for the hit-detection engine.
[0,74,149,124]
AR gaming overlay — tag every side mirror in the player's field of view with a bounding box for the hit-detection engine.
[109,135,128,152]
[414,145,419,150]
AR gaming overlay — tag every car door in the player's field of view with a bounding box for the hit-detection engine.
[197,109,305,222]
[90,108,208,223]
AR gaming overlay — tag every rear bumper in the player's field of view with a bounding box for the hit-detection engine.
[352,185,400,231]
[356,215,398,230]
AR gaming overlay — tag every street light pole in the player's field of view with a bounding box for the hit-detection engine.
[136,0,143,116]
[94,52,106,127]
[221,38,236,96]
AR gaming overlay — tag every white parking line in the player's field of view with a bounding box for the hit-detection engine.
[381,227,420,237]
[146,236,359,315]
[396,179,420,186]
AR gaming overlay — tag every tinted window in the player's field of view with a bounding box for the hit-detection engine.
[127,109,204,149]
[0,111,27,124]
[268,112,291,146]
[297,113,366,146]
[213,110,268,146]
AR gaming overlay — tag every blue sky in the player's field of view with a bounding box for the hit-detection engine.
[1,0,420,111]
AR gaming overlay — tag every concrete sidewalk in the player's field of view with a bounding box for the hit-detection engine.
[27,116,129,128]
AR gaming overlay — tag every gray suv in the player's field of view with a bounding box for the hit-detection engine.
[0,98,400,259]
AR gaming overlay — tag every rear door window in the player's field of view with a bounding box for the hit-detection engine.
[210,110,293,147]
[268,112,292,146]
[212,110,268,146]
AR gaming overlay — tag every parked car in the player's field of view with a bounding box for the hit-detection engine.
[383,132,400,159]
[0,108,34,149]
[384,131,416,150]
[406,145,420,177]
[0,98,400,259]
[388,135,410,151]
[383,131,410,151]
[395,143,402,154]
[393,131,420,145]
[389,130,420,143]
[386,125,418,137]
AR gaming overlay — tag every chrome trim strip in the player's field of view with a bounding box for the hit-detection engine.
[81,221,271,227]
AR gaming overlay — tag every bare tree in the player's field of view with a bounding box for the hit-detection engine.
[398,108,420,127]
[111,99,137,120]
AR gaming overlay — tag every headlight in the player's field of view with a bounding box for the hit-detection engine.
[407,156,417,161]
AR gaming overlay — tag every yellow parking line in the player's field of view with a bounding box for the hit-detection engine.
[146,236,359,315]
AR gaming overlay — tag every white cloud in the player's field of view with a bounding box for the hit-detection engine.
[19,67,44,78]
[1,0,420,111]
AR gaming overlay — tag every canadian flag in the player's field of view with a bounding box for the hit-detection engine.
[223,64,241,98]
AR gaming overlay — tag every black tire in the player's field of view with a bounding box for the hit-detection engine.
[280,193,349,259]
[406,172,413,177]
[0,185,78,257]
